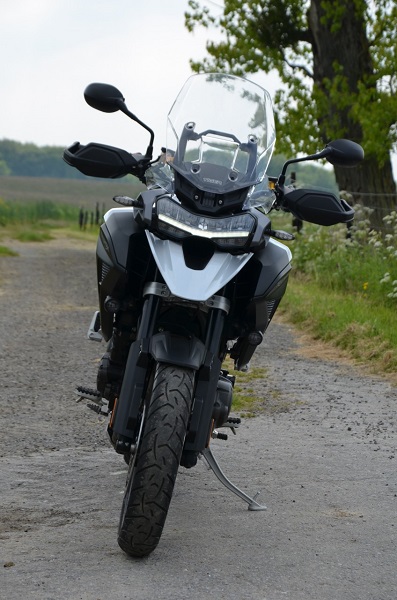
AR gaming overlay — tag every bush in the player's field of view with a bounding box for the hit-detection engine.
[291,205,397,306]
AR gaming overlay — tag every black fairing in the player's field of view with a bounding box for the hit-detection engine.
[96,209,154,340]
[282,188,354,226]
[225,243,289,334]
[227,240,291,370]
[173,170,250,215]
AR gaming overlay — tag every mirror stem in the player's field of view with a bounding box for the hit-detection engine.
[116,100,155,159]
[277,148,331,186]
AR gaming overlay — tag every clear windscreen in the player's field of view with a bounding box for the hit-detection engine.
[147,73,277,212]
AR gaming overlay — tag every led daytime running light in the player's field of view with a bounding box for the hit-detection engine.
[158,214,251,239]
[156,198,255,244]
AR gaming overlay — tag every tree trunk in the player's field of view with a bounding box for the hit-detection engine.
[308,0,396,224]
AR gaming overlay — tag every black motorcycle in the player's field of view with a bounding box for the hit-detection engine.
[64,73,363,557]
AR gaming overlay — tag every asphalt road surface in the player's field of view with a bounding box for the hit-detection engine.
[1,237,396,600]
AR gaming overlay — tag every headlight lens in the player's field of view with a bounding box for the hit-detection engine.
[156,197,256,248]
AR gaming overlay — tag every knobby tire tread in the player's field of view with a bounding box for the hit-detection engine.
[118,363,194,557]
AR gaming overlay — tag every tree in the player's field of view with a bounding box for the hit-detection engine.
[0,159,10,176]
[185,0,397,224]
[0,139,87,179]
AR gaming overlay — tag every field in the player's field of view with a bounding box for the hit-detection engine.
[0,175,144,245]
[0,175,144,210]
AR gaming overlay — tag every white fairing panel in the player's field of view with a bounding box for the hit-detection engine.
[146,231,253,302]
[268,237,292,262]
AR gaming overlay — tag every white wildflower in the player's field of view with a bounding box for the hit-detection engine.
[380,273,391,284]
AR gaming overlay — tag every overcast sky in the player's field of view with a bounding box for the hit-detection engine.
[0,0,279,157]
[1,0,395,177]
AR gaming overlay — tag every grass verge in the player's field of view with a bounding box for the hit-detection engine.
[223,357,268,417]
[13,229,54,242]
[0,245,18,256]
[279,275,397,377]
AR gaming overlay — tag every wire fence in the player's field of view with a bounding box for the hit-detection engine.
[340,190,397,231]
[78,202,106,230]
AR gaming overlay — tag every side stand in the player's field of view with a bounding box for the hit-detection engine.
[200,447,267,511]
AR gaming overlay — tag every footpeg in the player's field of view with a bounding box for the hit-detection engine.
[219,417,241,435]
[212,430,228,441]
[87,401,109,416]
[76,386,101,403]
[227,417,241,425]
[76,386,109,415]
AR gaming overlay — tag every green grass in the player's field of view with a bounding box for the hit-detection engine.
[0,245,18,256]
[222,357,268,416]
[13,230,54,242]
[59,225,99,242]
[280,276,397,375]
[0,198,80,245]
[270,206,397,379]
[0,197,79,226]
[223,356,305,417]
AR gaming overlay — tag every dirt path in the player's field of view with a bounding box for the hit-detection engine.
[1,236,396,600]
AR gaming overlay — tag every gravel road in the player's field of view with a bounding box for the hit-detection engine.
[1,236,396,600]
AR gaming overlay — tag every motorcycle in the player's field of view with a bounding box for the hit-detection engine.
[64,73,363,557]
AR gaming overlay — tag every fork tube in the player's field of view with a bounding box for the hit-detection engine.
[137,293,160,339]
[205,308,225,356]
[183,307,225,453]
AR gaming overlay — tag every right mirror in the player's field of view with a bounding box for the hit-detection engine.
[325,139,364,167]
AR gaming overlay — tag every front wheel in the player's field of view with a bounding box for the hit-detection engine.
[118,363,195,557]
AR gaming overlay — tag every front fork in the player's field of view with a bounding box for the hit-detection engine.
[108,283,229,457]
[107,292,161,454]
[183,305,226,456]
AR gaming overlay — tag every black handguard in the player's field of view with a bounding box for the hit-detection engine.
[63,142,143,179]
[280,186,354,226]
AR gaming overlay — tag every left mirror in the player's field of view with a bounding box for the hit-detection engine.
[84,83,125,113]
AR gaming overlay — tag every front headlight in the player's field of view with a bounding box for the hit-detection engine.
[156,197,256,249]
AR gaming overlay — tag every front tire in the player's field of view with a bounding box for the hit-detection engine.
[118,363,195,557]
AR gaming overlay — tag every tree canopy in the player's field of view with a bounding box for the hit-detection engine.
[185,0,397,218]
[0,139,89,179]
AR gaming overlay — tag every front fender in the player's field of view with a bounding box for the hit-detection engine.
[150,332,206,370]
